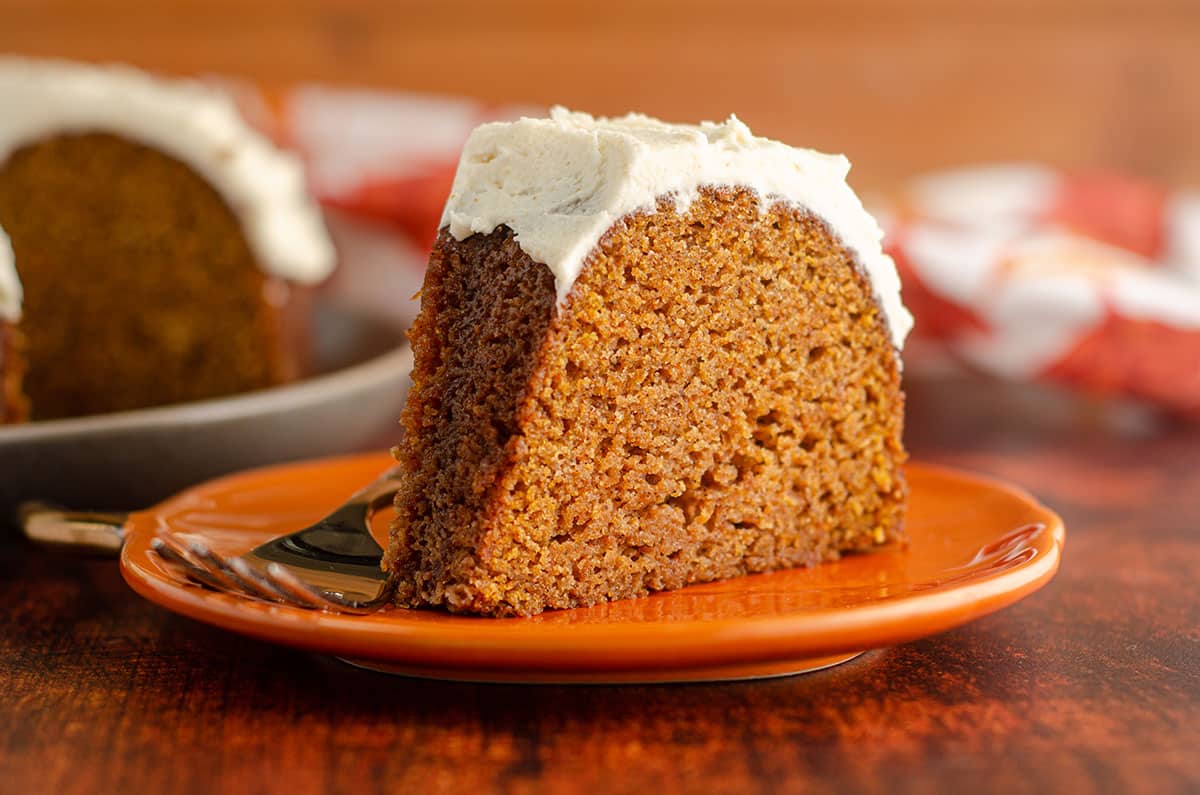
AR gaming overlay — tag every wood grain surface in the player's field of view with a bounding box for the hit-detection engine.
[2,2,1199,793]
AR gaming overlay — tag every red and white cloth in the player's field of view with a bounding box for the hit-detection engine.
[881,166,1200,417]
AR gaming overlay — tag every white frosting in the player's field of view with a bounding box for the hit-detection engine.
[441,108,912,349]
[0,58,336,321]
[0,228,17,323]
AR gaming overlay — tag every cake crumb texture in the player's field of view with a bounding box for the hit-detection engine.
[389,187,907,616]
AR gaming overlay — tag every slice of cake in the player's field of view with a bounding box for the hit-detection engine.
[0,58,336,422]
[387,109,913,617]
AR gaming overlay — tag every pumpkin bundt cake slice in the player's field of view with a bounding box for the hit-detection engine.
[388,109,912,616]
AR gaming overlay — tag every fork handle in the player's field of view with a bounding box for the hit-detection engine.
[20,501,129,556]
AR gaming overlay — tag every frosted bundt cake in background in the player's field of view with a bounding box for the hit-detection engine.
[387,108,913,616]
[0,58,336,422]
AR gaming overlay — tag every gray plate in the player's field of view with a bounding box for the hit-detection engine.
[0,302,413,524]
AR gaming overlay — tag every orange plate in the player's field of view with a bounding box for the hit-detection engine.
[120,453,1064,683]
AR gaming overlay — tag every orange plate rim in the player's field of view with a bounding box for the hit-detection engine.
[120,453,1064,676]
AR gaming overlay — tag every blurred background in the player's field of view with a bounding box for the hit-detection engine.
[5,0,1199,191]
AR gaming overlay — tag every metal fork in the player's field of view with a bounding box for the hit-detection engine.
[23,465,404,614]
[150,465,404,613]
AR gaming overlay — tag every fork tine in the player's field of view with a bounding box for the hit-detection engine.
[153,530,300,608]
[153,531,387,612]
[151,537,227,593]
[226,556,308,607]
[152,529,198,565]
[186,540,288,604]
[264,563,397,614]
[262,563,340,610]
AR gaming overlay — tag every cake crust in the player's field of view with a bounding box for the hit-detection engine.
[389,187,907,616]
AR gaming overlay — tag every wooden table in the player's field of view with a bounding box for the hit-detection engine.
[2,373,1197,795]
